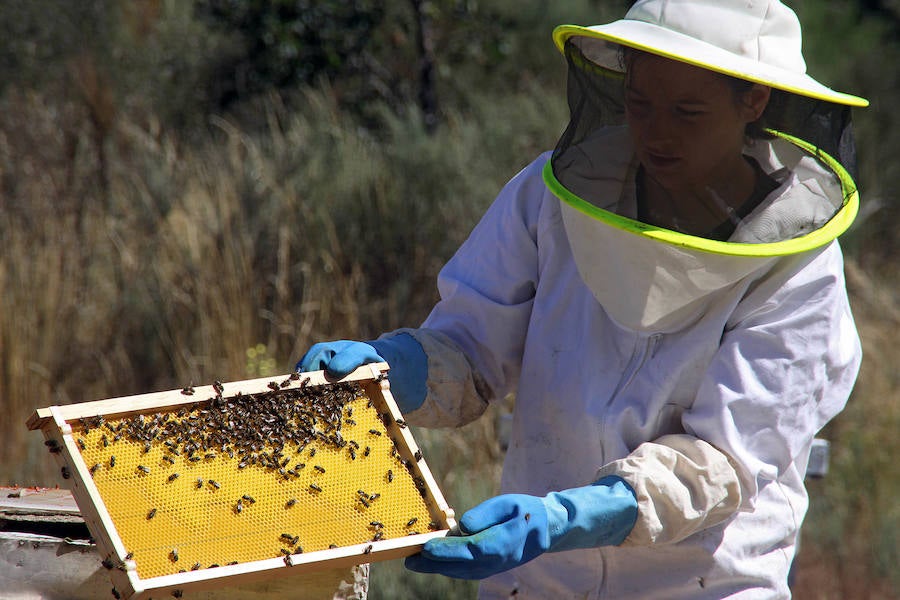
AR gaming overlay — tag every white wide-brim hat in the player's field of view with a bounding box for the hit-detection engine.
[554,0,868,107]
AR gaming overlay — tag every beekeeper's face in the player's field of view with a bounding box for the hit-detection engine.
[624,53,769,197]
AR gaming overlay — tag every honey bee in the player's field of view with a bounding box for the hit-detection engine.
[313,465,326,473]
[170,548,179,562]
[147,508,157,520]
[285,498,297,508]
[61,466,70,479]
[208,480,220,489]
[363,545,373,555]
[235,500,243,514]
[137,465,151,474]
[406,517,418,528]
[242,494,256,504]
[109,456,116,468]
[90,463,101,476]
[309,483,322,493]
[386,470,394,483]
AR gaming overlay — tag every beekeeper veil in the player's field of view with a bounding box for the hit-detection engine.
[544,0,867,332]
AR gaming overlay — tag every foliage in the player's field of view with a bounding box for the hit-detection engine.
[194,0,386,109]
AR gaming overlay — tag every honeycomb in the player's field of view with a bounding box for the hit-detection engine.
[69,378,441,579]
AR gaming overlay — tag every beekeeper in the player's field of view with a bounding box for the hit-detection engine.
[299,0,867,597]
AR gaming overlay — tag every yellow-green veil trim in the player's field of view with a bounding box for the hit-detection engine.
[543,131,859,257]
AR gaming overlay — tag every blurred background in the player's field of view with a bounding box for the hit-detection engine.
[0,1,897,598]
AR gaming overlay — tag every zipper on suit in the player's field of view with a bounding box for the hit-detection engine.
[611,333,661,400]
[595,332,661,597]
[601,333,662,455]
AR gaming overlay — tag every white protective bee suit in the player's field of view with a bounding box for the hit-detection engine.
[393,122,861,598]
[376,1,868,597]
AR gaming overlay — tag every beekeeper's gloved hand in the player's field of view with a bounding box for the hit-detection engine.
[405,476,637,580]
[296,333,427,414]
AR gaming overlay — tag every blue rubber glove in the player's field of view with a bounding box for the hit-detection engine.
[296,334,427,414]
[405,476,637,580]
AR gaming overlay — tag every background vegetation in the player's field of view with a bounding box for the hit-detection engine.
[0,1,897,598]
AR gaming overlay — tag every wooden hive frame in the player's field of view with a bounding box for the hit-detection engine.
[27,363,456,600]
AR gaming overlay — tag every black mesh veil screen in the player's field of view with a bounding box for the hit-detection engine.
[551,39,859,206]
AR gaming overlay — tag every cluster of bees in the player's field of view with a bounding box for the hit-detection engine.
[65,374,439,587]
[77,376,362,474]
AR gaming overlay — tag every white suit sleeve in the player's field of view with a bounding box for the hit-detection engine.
[397,157,549,428]
[595,435,741,546]
[597,242,861,546]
